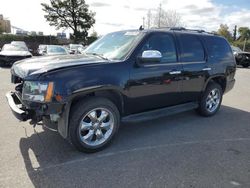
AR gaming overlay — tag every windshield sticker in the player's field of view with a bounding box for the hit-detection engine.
[124,31,139,36]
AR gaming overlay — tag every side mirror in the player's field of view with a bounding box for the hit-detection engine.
[140,50,162,63]
[29,49,33,52]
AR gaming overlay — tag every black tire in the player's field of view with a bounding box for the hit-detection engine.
[197,82,223,117]
[69,97,120,153]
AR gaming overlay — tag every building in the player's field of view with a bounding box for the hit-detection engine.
[0,14,11,33]
[57,32,67,39]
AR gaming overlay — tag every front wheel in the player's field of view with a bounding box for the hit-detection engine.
[197,82,223,117]
[69,97,120,153]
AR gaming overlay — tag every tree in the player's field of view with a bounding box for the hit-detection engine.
[41,0,95,43]
[217,24,233,42]
[238,27,250,41]
[153,4,182,28]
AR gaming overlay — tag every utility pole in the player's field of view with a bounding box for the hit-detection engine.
[233,25,237,41]
[147,10,151,29]
[142,17,145,28]
[243,38,247,51]
[158,4,162,28]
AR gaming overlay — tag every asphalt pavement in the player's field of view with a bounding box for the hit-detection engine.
[0,67,250,188]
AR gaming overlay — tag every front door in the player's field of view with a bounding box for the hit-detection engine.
[127,33,184,114]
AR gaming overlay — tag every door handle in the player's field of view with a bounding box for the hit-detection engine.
[202,67,212,71]
[169,71,181,75]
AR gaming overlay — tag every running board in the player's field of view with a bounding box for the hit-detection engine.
[122,102,198,123]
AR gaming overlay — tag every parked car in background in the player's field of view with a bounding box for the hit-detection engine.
[11,41,28,49]
[37,44,47,55]
[39,45,69,56]
[0,44,32,66]
[231,46,250,68]
[69,44,84,54]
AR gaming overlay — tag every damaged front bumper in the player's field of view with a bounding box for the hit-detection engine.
[5,91,31,121]
[6,91,70,138]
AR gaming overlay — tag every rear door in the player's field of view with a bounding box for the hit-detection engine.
[127,32,184,114]
[176,33,209,102]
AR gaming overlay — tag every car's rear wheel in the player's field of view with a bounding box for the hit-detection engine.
[197,82,223,117]
[69,97,120,153]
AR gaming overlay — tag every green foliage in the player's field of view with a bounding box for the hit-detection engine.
[238,27,250,41]
[231,40,250,52]
[41,0,95,43]
[217,24,233,42]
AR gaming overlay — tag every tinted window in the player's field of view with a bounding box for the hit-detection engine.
[139,34,177,63]
[204,36,233,60]
[179,34,205,62]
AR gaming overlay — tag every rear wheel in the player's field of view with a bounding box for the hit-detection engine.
[197,82,223,117]
[69,97,120,153]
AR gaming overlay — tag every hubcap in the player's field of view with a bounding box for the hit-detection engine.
[206,88,221,113]
[78,108,114,146]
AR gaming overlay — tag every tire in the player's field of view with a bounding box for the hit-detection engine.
[197,82,223,117]
[69,97,120,153]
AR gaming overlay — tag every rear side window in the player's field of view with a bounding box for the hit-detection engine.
[204,36,233,60]
[178,34,205,62]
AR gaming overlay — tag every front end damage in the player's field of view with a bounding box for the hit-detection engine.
[6,73,68,137]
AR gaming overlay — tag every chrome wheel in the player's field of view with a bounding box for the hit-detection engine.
[78,108,114,146]
[206,88,221,113]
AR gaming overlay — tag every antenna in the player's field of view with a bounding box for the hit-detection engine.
[139,25,144,31]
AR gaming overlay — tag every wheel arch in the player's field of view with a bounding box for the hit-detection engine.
[203,75,227,93]
[58,87,125,139]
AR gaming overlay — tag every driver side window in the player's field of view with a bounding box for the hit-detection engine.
[139,33,177,63]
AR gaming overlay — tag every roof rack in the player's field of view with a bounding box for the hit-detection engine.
[169,27,216,35]
[150,26,216,35]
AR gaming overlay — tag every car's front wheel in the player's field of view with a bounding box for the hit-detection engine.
[69,97,120,153]
[197,82,223,117]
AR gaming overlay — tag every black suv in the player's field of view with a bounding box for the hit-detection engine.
[6,28,236,152]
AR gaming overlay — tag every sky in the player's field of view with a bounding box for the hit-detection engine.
[0,0,250,36]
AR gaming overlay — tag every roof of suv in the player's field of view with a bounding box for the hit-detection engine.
[120,27,218,37]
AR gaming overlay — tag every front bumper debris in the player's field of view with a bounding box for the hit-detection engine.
[5,91,31,121]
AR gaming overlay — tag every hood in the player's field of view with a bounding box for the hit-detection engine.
[11,54,108,78]
[0,50,32,56]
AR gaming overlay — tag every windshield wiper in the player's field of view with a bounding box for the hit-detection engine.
[86,52,109,61]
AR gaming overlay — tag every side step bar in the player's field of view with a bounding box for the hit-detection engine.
[122,102,198,123]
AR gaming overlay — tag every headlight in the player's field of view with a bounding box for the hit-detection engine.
[22,81,54,102]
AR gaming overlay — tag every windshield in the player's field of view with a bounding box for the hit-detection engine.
[47,46,67,54]
[2,44,28,51]
[84,31,144,60]
[231,46,242,53]
[70,44,82,50]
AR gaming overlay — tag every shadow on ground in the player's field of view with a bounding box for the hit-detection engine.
[19,105,250,187]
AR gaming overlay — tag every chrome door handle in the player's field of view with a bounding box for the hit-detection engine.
[202,67,211,71]
[169,71,181,75]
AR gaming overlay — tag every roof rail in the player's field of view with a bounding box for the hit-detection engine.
[169,27,215,35]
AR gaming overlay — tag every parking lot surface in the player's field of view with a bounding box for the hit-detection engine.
[0,67,250,188]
